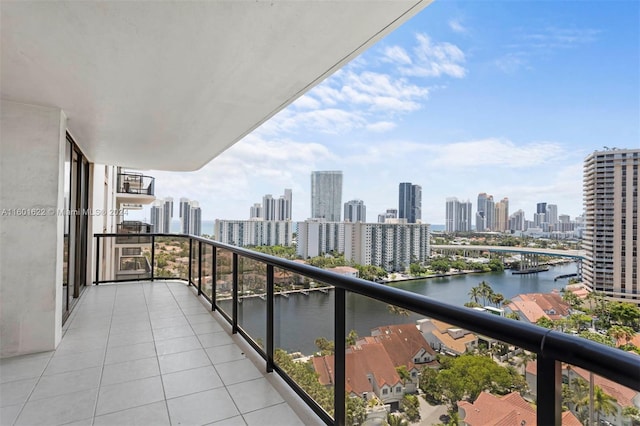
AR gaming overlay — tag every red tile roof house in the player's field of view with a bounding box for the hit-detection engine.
[370,324,438,393]
[458,391,581,426]
[417,318,479,356]
[313,342,404,411]
[507,293,572,324]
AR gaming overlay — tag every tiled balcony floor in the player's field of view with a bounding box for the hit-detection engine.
[1,281,320,426]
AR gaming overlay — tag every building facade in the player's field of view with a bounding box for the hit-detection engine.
[296,220,345,258]
[398,182,421,224]
[344,199,366,223]
[214,220,293,247]
[583,149,639,302]
[311,171,343,222]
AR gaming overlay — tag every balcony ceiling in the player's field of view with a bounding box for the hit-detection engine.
[1,1,430,171]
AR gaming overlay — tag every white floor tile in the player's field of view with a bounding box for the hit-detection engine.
[227,378,284,414]
[30,366,101,401]
[167,387,239,426]
[158,349,211,374]
[93,401,170,426]
[101,357,159,386]
[95,376,164,416]
[15,387,97,426]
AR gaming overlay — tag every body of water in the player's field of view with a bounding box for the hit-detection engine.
[223,262,578,354]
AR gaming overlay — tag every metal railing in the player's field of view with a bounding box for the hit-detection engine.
[116,172,155,195]
[94,233,640,426]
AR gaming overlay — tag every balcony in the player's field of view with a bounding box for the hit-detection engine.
[84,233,640,426]
[0,281,314,426]
[115,221,154,244]
[116,172,155,205]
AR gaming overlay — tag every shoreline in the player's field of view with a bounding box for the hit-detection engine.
[380,259,577,284]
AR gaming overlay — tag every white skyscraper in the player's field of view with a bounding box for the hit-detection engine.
[179,198,202,236]
[583,149,639,302]
[445,197,472,232]
[311,171,343,222]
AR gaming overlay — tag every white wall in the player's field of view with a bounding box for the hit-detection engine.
[1,100,67,357]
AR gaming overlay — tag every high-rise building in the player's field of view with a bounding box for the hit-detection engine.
[163,197,174,233]
[398,182,421,223]
[190,201,202,236]
[485,195,495,231]
[252,189,292,221]
[150,200,164,233]
[296,220,345,258]
[179,198,202,236]
[215,220,293,247]
[509,209,525,231]
[344,199,366,222]
[583,149,639,302]
[311,171,342,222]
[179,197,191,234]
[378,209,398,223]
[546,204,558,228]
[476,193,488,231]
[445,197,472,232]
[536,202,547,215]
[250,203,262,219]
[495,197,509,232]
[344,222,431,271]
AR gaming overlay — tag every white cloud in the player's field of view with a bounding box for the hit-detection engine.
[366,121,396,132]
[399,34,467,78]
[448,19,467,34]
[382,45,412,65]
[292,95,321,110]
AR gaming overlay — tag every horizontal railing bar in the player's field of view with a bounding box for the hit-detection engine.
[94,233,640,392]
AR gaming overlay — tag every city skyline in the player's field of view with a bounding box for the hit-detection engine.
[128,1,639,224]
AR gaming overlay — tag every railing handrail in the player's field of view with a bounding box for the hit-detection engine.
[94,232,639,393]
[117,171,155,180]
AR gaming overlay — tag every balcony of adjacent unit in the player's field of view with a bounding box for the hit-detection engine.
[116,171,156,205]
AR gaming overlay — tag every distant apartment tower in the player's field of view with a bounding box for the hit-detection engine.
[179,198,202,236]
[215,220,293,247]
[509,209,525,231]
[445,197,472,233]
[249,203,262,219]
[476,193,488,231]
[485,195,495,231]
[344,199,366,223]
[495,197,509,232]
[311,171,343,222]
[297,220,345,258]
[546,204,558,228]
[378,208,398,223]
[150,197,173,233]
[398,182,422,223]
[251,189,292,221]
[344,222,431,272]
[583,149,639,302]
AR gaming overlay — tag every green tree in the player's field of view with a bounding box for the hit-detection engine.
[562,290,582,309]
[430,258,451,273]
[401,394,420,422]
[487,258,504,272]
[346,329,359,346]
[593,385,618,424]
[610,302,640,330]
[435,354,514,409]
[608,325,635,346]
[314,337,335,355]
[419,366,441,403]
[578,331,615,347]
[387,304,410,317]
[468,286,481,304]
[536,317,555,329]
[387,413,408,426]
[395,365,410,384]
[346,396,366,426]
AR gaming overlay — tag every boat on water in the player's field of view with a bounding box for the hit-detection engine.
[512,266,550,275]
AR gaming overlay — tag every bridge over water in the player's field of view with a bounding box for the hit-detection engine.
[431,245,585,275]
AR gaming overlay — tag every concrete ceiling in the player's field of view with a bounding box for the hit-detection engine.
[1,1,430,171]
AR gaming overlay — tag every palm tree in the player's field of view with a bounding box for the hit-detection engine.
[593,385,618,425]
[468,286,481,304]
[608,325,635,346]
[491,292,505,308]
[515,351,536,375]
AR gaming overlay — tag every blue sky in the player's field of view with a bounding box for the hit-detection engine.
[134,0,639,226]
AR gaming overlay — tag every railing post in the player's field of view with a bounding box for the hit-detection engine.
[334,288,346,426]
[211,246,217,311]
[266,264,274,373]
[232,253,238,334]
[150,235,155,281]
[198,240,203,296]
[188,238,193,285]
[537,355,561,425]
[95,235,100,285]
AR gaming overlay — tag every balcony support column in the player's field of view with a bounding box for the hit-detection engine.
[537,355,561,425]
[266,264,274,373]
[334,288,346,426]
[232,253,238,334]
